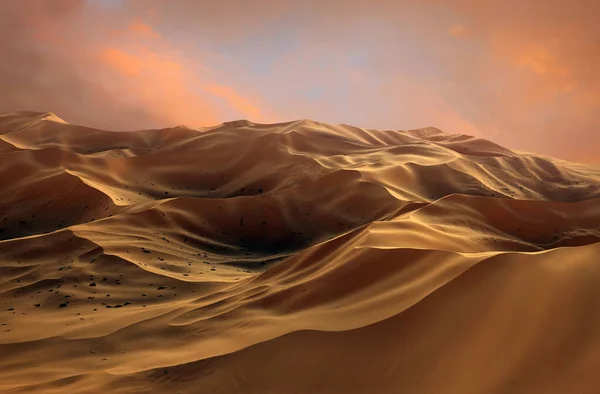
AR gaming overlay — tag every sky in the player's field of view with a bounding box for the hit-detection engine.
[0,0,598,162]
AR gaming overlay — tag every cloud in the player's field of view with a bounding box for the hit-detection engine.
[0,0,597,162]
[0,0,268,130]
[425,0,600,160]
[127,21,161,40]
[96,22,222,127]
[102,48,145,77]
[99,46,221,126]
[204,85,265,121]
[123,0,598,161]
[449,25,469,38]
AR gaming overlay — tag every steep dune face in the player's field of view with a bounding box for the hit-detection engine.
[1,111,600,393]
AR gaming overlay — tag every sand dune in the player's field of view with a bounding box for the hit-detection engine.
[1,111,600,393]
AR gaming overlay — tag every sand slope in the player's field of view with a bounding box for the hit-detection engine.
[1,111,600,393]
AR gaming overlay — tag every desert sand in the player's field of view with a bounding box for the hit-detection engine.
[1,111,600,393]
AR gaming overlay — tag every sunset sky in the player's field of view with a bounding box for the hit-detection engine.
[1,0,598,162]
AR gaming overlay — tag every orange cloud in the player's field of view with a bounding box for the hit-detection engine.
[1,0,598,162]
[515,45,577,94]
[128,20,160,39]
[101,48,144,76]
[95,14,268,128]
[204,85,265,121]
[449,24,469,37]
[99,45,220,127]
[0,1,272,130]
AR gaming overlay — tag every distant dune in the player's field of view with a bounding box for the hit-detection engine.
[1,111,600,393]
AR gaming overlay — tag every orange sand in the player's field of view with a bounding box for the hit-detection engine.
[1,111,600,393]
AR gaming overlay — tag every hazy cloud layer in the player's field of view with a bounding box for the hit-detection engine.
[1,0,597,162]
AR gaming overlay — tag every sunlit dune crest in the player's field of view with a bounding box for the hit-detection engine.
[1,111,600,393]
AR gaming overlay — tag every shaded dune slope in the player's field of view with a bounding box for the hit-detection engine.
[1,111,600,393]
